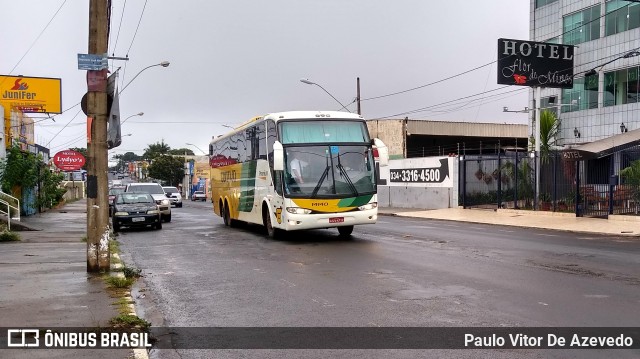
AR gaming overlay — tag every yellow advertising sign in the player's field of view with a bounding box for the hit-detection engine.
[0,75,62,116]
[193,162,211,179]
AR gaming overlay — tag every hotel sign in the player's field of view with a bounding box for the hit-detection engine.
[0,75,62,115]
[497,38,575,89]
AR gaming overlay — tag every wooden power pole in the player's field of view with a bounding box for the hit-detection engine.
[87,0,110,272]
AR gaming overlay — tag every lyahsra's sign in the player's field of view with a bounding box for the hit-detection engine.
[497,38,575,89]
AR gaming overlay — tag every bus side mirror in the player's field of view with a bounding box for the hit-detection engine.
[372,138,389,167]
[273,141,284,171]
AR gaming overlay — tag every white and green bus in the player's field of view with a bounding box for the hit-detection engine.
[209,111,388,238]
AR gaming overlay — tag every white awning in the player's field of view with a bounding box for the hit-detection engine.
[562,128,640,161]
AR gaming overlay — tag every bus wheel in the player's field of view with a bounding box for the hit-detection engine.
[338,225,354,238]
[223,203,231,227]
[264,210,280,239]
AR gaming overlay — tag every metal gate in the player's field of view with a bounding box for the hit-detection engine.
[460,151,534,210]
[461,148,640,217]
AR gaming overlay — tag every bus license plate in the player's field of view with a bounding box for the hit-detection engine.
[132,217,145,222]
[329,217,344,224]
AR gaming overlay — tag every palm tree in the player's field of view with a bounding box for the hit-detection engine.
[143,140,171,161]
[530,110,561,165]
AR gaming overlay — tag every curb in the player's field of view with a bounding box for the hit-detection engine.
[391,212,640,237]
[111,253,150,359]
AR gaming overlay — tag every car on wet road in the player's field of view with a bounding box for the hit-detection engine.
[112,193,162,232]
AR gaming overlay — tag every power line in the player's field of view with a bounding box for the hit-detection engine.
[0,0,68,87]
[360,4,631,104]
[362,60,495,102]
[370,45,640,121]
[46,109,82,147]
[109,0,128,60]
[120,0,148,88]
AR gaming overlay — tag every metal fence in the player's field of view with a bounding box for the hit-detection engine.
[460,149,640,218]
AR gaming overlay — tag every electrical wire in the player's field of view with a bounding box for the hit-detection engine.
[0,0,67,88]
[119,0,148,88]
[370,44,640,121]
[360,4,631,104]
[109,0,128,60]
[46,109,82,147]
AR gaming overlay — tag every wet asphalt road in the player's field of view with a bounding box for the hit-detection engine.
[116,200,640,359]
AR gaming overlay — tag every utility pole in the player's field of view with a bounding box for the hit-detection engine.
[356,77,361,115]
[87,0,110,272]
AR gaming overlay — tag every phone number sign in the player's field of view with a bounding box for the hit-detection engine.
[390,168,443,183]
[389,158,451,184]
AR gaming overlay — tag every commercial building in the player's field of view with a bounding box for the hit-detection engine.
[530,0,640,171]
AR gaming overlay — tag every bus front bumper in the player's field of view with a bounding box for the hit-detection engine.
[281,208,378,231]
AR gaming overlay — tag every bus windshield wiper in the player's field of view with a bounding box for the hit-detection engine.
[336,154,358,196]
[311,165,331,198]
[336,163,359,196]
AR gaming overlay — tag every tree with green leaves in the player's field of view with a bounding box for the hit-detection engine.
[169,148,195,156]
[112,151,142,172]
[147,155,185,186]
[621,159,640,203]
[529,109,561,164]
[0,145,65,213]
[143,140,171,161]
[1,146,38,196]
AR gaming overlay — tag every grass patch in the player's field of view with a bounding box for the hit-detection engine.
[105,286,129,298]
[108,239,120,254]
[0,231,21,242]
[105,276,135,289]
[111,255,122,265]
[112,297,135,314]
[110,314,150,331]
[81,235,87,242]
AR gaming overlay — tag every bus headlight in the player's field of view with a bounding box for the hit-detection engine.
[358,202,378,211]
[286,207,312,214]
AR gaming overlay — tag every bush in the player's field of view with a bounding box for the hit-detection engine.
[0,231,21,242]
[105,276,135,288]
[122,266,142,279]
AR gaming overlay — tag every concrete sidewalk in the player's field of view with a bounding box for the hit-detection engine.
[0,199,131,358]
[378,206,640,237]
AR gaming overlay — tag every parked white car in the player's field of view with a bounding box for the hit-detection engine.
[125,182,172,222]
[162,186,183,208]
[191,191,207,201]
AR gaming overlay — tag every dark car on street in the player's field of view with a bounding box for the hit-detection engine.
[112,193,162,232]
[108,186,126,216]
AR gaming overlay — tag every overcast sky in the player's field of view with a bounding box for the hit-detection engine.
[2,0,530,159]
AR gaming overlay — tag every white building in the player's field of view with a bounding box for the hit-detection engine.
[530,0,640,176]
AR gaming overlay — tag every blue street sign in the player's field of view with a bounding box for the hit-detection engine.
[77,53,108,70]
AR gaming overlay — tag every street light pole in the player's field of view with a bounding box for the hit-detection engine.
[300,78,351,112]
[356,77,361,115]
[186,142,207,155]
[121,112,144,125]
[119,61,170,95]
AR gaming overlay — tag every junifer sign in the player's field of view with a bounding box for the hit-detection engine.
[497,38,574,89]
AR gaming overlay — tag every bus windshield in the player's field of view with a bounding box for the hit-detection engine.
[284,145,375,198]
[279,120,370,144]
